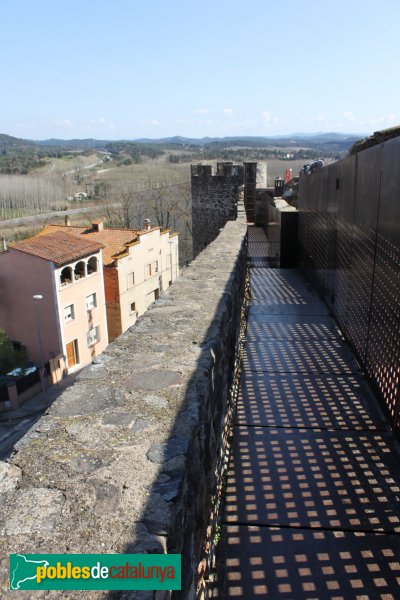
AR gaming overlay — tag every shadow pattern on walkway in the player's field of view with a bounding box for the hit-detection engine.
[215,226,400,599]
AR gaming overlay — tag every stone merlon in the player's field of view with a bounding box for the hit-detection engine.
[191,162,245,258]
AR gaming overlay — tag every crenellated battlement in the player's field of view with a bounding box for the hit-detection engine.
[191,162,249,257]
[190,162,244,179]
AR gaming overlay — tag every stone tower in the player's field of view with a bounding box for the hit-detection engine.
[191,162,244,257]
[243,162,257,223]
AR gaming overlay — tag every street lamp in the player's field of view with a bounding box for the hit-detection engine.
[33,294,45,392]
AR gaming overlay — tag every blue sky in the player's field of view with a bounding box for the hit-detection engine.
[1,0,399,140]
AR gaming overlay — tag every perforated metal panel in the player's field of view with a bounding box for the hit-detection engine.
[366,137,400,429]
[298,138,400,432]
[299,167,337,303]
[332,157,356,335]
[316,167,333,299]
[299,174,318,281]
[346,145,382,362]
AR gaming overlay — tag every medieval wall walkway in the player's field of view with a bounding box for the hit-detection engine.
[215,226,400,599]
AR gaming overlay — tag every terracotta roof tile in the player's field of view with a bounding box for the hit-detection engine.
[37,224,151,266]
[10,231,104,266]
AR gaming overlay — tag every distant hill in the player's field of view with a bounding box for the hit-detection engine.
[0,133,37,150]
[0,131,365,173]
[133,133,362,153]
[1,131,363,152]
[37,138,110,150]
[0,134,61,174]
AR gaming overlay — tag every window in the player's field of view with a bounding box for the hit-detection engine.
[87,256,98,274]
[87,326,100,347]
[64,304,74,322]
[12,340,23,352]
[127,272,135,288]
[130,301,136,313]
[145,260,159,278]
[60,266,73,286]
[85,293,97,311]
[74,261,85,280]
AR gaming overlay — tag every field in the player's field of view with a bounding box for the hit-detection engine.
[0,156,193,262]
[0,149,337,265]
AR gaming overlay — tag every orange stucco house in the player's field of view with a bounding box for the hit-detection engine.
[37,220,179,341]
[0,230,109,380]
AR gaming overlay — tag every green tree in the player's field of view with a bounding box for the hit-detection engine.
[0,329,26,376]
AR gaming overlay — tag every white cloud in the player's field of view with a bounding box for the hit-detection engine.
[55,118,74,129]
[261,111,280,129]
[226,119,258,132]
[262,111,272,127]
[343,111,356,122]
[6,116,119,139]
[150,119,160,126]
[361,114,399,130]
[223,108,234,115]
[174,118,192,125]
[193,108,210,115]
[80,117,116,132]
[302,114,332,129]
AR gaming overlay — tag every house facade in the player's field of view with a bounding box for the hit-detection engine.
[0,230,109,380]
[102,223,179,340]
[38,220,179,341]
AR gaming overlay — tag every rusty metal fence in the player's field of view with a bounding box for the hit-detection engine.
[299,136,400,432]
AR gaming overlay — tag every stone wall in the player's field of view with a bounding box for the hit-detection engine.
[254,189,273,228]
[0,217,247,599]
[243,162,257,223]
[191,163,244,257]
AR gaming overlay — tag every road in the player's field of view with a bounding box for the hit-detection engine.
[62,159,103,176]
[0,203,122,228]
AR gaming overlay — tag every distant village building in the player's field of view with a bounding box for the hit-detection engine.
[0,231,109,381]
[37,219,179,341]
[73,192,88,201]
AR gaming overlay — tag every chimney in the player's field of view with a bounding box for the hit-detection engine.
[65,215,71,226]
[92,220,104,232]
[143,218,151,231]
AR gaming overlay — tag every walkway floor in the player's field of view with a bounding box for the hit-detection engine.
[215,226,400,599]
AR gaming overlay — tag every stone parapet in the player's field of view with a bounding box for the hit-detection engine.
[0,217,247,599]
